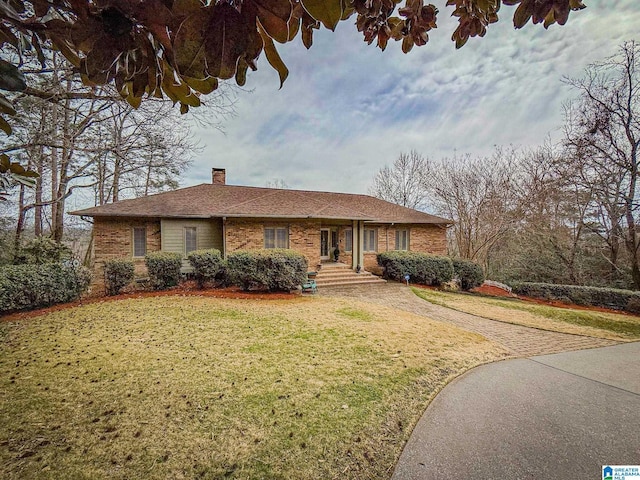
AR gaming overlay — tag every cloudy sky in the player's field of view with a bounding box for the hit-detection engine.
[184,0,640,195]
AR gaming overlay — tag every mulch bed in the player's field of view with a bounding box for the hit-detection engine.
[1,283,298,323]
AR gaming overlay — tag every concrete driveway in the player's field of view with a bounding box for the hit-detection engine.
[392,342,640,480]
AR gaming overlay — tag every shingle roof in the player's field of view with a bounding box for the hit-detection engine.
[70,184,451,224]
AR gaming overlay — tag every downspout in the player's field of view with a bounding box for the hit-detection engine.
[222,217,227,259]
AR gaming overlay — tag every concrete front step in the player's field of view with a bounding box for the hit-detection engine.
[317,279,387,287]
[314,266,386,287]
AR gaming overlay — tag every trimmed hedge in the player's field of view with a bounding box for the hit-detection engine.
[377,251,454,286]
[227,249,307,291]
[145,252,182,290]
[13,236,72,265]
[104,259,135,296]
[0,263,91,314]
[453,259,485,291]
[187,249,225,288]
[511,282,640,312]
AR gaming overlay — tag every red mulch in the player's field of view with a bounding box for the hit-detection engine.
[471,284,515,297]
[1,283,299,323]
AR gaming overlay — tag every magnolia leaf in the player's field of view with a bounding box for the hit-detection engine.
[258,24,288,88]
[301,12,319,49]
[12,173,37,188]
[0,154,9,171]
[402,34,414,53]
[205,3,250,80]
[0,24,19,48]
[125,93,142,109]
[174,11,209,78]
[180,102,189,114]
[513,0,533,28]
[0,59,26,92]
[300,0,343,30]
[0,94,16,116]
[172,0,204,17]
[253,0,292,44]
[236,58,249,86]
[288,2,304,41]
[0,115,11,135]
[184,76,219,95]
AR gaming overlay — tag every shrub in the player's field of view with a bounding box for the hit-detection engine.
[0,263,91,314]
[377,251,454,286]
[14,236,72,265]
[511,282,640,312]
[104,259,135,296]
[227,249,307,291]
[187,249,225,288]
[144,251,182,290]
[452,259,485,291]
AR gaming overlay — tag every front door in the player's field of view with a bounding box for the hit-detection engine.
[320,229,330,260]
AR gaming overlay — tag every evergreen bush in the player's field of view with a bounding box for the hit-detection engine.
[144,251,182,290]
[0,263,91,313]
[104,259,135,296]
[227,249,307,291]
[187,249,225,288]
[511,282,640,312]
[452,259,485,291]
[377,251,454,286]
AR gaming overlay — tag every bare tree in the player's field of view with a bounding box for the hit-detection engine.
[424,148,521,270]
[369,150,430,210]
[1,46,234,250]
[563,41,640,288]
[265,179,290,189]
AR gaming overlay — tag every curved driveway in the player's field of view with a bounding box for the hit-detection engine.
[321,284,639,479]
[322,283,619,356]
[391,342,640,479]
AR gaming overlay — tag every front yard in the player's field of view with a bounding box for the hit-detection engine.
[0,295,507,479]
[412,287,640,341]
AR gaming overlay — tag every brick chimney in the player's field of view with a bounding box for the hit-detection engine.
[212,168,226,185]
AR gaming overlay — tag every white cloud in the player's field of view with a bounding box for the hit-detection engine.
[184,0,640,195]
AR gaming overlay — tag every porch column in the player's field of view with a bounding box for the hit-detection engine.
[357,220,365,270]
[352,220,357,270]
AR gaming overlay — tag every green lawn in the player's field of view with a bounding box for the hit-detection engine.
[0,295,506,479]
[412,287,640,340]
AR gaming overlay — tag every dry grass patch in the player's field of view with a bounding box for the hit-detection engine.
[0,296,507,479]
[412,287,640,341]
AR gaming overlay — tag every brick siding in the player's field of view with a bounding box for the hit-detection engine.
[363,224,448,271]
[91,217,161,295]
[90,216,448,294]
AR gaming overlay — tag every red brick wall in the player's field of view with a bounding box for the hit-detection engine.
[91,217,161,294]
[224,218,323,269]
[362,224,448,271]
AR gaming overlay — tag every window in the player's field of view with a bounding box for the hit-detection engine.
[363,228,377,252]
[344,229,352,252]
[395,229,409,251]
[185,227,197,254]
[133,227,146,257]
[264,227,288,249]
